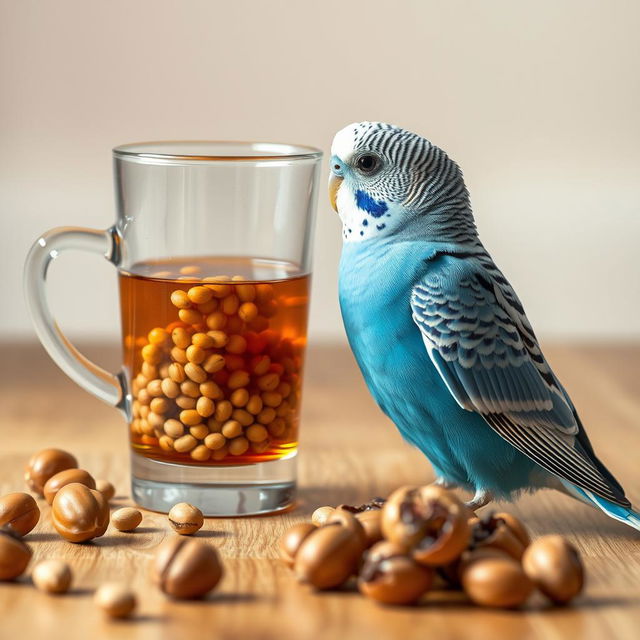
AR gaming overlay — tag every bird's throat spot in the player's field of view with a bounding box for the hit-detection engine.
[355,190,388,218]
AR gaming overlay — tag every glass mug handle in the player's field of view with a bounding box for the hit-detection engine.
[23,226,126,410]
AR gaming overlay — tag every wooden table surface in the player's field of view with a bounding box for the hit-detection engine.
[1,342,639,639]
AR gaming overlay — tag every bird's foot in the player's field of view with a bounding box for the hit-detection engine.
[433,477,459,490]
[465,489,494,511]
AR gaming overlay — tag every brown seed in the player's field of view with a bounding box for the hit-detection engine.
[186,345,206,364]
[200,380,224,400]
[255,283,275,304]
[262,392,283,408]
[214,400,233,422]
[171,327,191,349]
[257,407,277,424]
[211,446,229,461]
[147,379,164,397]
[141,344,163,365]
[190,445,211,461]
[0,529,32,580]
[191,332,215,349]
[158,435,175,451]
[31,559,72,594]
[44,469,96,505]
[161,377,180,398]
[359,542,433,605]
[181,380,201,398]
[325,510,367,550]
[189,424,209,440]
[311,506,335,527]
[229,388,249,408]
[196,396,215,418]
[179,308,203,325]
[221,294,239,315]
[238,302,258,322]
[246,394,263,414]
[228,370,250,389]
[221,420,243,439]
[294,524,363,590]
[137,388,151,405]
[171,346,189,364]
[206,330,229,348]
[469,514,526,560]
[175,395,196,410]
[279,523,316,567]
[95,479,116,502]
[168,503,204,535]
[205,312,227,330]
[111,507,143,532]
[168,362,187,383]
[174,435,198,453]
[522,535,584,605]
[203,353,226,373]
[94,583,137,618]
[187,286,213,305]
[228,436,249,456]
[197,299,218,314]
[141,362,158,379]
[184,362,207,383]
[232,409,253,427]
[252,355,271,375]
[226,335,247,354]
[150,397,170,414]
[51,483,109,543]
[0,493,40,536]
[204,433,226,451]
[147,411,165,429]
[382,485,470,566]
[257,373,280,391]
[461,553,534,608]
[493,512,531,548]
[355,509,384,548]
[246,424,269,443]
[170,290,191,309]
[148,327,170,346]
[207,282,232,298]
[236,283,256,302]
[152,536,223,599]
[25,448,78,496]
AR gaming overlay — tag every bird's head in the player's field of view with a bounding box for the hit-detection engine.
[329,122,474,243]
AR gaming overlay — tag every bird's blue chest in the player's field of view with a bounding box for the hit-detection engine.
[338,241,452,440]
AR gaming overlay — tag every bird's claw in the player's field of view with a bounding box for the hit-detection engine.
[465,490,494,511]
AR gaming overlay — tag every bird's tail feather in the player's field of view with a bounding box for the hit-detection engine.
[560,481,640,532]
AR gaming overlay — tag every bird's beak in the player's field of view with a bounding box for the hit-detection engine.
[328,173,343,212]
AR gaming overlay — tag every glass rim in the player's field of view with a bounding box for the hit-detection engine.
[113,140,323,163]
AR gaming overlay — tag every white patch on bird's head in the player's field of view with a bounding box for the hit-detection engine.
[336,183,400,243]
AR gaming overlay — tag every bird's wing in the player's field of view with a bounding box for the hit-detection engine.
[410,252,629,506]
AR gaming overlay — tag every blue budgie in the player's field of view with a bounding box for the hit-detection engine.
[330,121,639,530]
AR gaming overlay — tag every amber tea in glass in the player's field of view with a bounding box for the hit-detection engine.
[121,257,310,466]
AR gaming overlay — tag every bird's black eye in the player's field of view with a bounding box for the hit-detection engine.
[355,153,380,175]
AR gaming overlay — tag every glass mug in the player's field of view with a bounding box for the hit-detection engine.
[24,141,322,515]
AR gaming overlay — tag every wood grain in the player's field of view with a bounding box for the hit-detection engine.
[1,342,639,639]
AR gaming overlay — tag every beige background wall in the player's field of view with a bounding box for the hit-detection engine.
[2,0,639,345]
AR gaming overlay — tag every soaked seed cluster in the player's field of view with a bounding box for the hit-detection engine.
[130,276,303,463]
[281,485,585,608]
